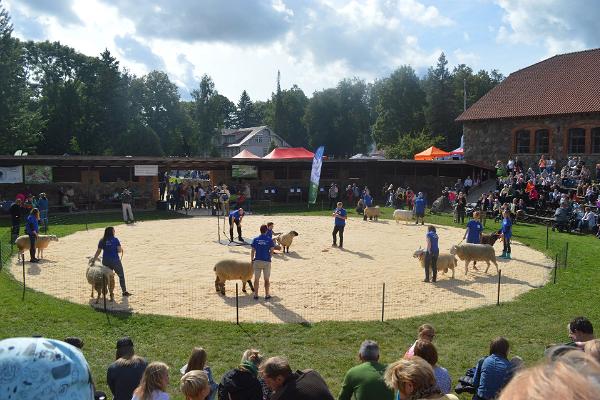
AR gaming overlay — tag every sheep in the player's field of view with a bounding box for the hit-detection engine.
[393,209,414,224]
[85,264,115,303]
[450,243,499,275]
[275,231,298,253]
[481,232,501,247]
[363,206,381,221]
[413,248,457,279]
[214,259,255,296]
[15,234,59,262]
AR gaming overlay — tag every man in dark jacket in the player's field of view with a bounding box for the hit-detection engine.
[260,356,334,400]
[218,360,263,400]
[106,337,147,400]
[9,198,22,241]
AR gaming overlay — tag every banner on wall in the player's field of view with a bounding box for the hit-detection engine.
[134,165,158,176]
[0,166,23,183]
[24,165,52,184]
[308,146,325,205]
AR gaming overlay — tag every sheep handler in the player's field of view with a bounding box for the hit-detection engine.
[228,207,245,243]
[251,224,275,300]
[463,210,484,269]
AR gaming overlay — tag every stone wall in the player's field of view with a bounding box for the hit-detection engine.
[464,113,600,168]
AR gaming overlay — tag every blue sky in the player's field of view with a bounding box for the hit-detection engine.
[4,0,599,101]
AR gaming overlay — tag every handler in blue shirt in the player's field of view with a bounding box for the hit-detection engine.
[251,224,275,300]
[414,192,426,225]
[24,208,40,263]
[424,226,439,282]
[499,210,513,259]
[228,208,245,242]
[89,226,131,297]
[332,202,348,248]
[362,192,373,221]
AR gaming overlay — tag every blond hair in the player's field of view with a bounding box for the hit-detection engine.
[384,357,440,400]
[241,348,263,365]
[584,339,600,363]
[180,370,209,399]
[133,361,169,400]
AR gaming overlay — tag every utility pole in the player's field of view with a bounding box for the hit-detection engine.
[463,78,467,111]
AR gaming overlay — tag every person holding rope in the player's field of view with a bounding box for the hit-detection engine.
[89,227,131,297]
[424,226,439,283]
[25,208,40,263]
[228,207,245,243]
[499,210,513,259]
[251,224,275,300]
[463,210,484,270]
[332,201,347,248]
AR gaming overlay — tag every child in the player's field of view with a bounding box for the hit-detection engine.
[499,210,513,259]
[180,347,218,400]
[180,370,210,400]
[132,362,170,400]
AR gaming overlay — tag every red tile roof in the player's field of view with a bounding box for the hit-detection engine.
[456,48,600,122]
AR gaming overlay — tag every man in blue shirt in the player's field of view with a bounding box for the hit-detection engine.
[25,208,40,263]
[424,226,439,282]
[414,192,426,225]
[251,224,275,300]
[333,202,348,248]
[228,208,245,242]
[362,192,373,221]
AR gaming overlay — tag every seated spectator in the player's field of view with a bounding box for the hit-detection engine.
[64,336,85,349]
[584,339,600,363]
[338,340,394,400]
[384,357,458,400]
[577,207,597,232]
[180,347,218,400]
[0,337,97,399]
[472,337,517,400]
[107,337,148,400]
[218,349,264,400]
[404,323,436,358]
[259,356,334,400]
[180,370,211,400]
[132,361,170,400]
[567,316,595,346]
[413,340,452,394]
[62,193,79,212]
[552,202,571,232]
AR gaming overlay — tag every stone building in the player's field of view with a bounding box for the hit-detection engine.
[457,48,600,168]
[218,126,290,158]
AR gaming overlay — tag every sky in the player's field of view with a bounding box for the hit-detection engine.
[4,0,600,102]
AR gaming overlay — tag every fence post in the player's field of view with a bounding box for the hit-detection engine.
[235,283,239,325]
[0,240,3,273]
[496,269,502,306]
[102,274,107,312]
[564,242,568,269]
[22,257,26,301]
[381,283,385,322]
[545,225,549,249]
[553,254,558,284]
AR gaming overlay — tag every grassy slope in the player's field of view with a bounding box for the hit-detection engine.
[0,208,598,399]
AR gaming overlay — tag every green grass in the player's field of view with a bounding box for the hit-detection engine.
[0,207,598,399]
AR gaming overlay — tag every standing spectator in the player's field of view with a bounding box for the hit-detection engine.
[538,154,546,173]
[25,208,40,263]
[218,349,264,400]
[338,340,394,400]
[251,224,275,300]
[413,340,452,394]
[243,183,252,213]
[260,356,334,400]
[455,192,467,224]
[180,347,218,400]
[414,192,426,225]
[424,226,439,283]
[472,337,516,400]
[404,324,436,358]
[132,361,170,400]
[332,201,347,248]
[499,210,513,259]
[454,179,463,193]
[107,337,148,400]
[463,176,473,196]
[328,183,339,209]
[181,370,211,400]
[37,192,49,232]
[384,357,458,400]
[406,188,415,211]
[546,156,555,174]
[89,226,131,297]
[9,198,22,242]
[121,187,135,224]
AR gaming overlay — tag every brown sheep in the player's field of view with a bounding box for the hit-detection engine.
[481,232,501,247]
[15,234,58,262]
[214,259,255,295]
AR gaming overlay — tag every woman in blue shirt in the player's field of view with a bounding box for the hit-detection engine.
[425,226,439,283]
[499,210,513,259]
[473,337,515,400]
[25,208,40,263]
[90,227,131,297]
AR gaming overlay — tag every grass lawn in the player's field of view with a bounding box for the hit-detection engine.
[1,207,598,399]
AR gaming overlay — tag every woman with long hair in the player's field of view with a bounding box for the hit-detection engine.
[89,226,130,296]
[181,347,218,400]
[384,357,458,400]
[132,362,170,400]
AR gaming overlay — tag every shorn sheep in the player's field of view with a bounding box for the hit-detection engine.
[393,209,414,224]
[214,259,255,295]
[276,231,298,253]
[85,264,115,303]
[15,234,58,262]
[364,206,381,221]
[413,248,457,279]
[450,243,499,275]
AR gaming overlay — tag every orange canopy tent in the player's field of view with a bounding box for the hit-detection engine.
[263,147,315,159]
[414,146,451,160]
[232,149,260,159]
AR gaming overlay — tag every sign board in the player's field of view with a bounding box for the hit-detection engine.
[0,166,23,183]
[308,146,325,204]
[134,165,158,176]
[232,165,258,178]
[24,165,52,184]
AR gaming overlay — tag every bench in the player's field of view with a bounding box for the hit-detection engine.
[524,213,554,225]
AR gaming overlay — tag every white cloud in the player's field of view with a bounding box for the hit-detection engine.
[453,49,480,66]
[397,0,454,27]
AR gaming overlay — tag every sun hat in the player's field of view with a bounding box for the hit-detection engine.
[0,337,95,399]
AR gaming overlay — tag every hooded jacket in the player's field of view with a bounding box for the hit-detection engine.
[218,364,263,400]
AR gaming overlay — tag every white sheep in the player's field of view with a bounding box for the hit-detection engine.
[275,231,298,253]
[364,206,381,221]
[450,243,499,275]
[85,264,115,303]
[214,259,255,295]
[413,248,457,279]
[15,234,59,262]
[393,209,414,224]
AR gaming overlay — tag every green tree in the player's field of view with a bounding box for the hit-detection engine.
[423,53,457,148]
[279,85,308,147]
[234,90,258,127]
[384,129,444,159]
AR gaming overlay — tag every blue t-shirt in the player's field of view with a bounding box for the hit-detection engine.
[334,208,347,226]
[25,214,39,235]
[229,209,241,221]
[414,197,426,214]
[501,218,513,239]
[37,198,49,211]
[426,231,439,254]
[363,194,373,207]
[466,219,483,244]
[251,234,274,262]
[99,237,121,263]
[475,354,514,399]
[266,229,273,239]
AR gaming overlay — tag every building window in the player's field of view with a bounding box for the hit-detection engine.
[568,128,586,153]
[535,129,549,154]
[592,127,600,154]
[515,129,530,153]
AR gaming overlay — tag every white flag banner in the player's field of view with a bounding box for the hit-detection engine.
[0,166,23,183]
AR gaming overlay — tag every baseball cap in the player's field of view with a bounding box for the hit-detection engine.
[0,337,95,399]
[116,337,134,349]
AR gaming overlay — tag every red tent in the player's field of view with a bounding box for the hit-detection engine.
[232,149,260,159]
[414,146,450,160]
[263,147,315,159]
[451,147,464,155]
